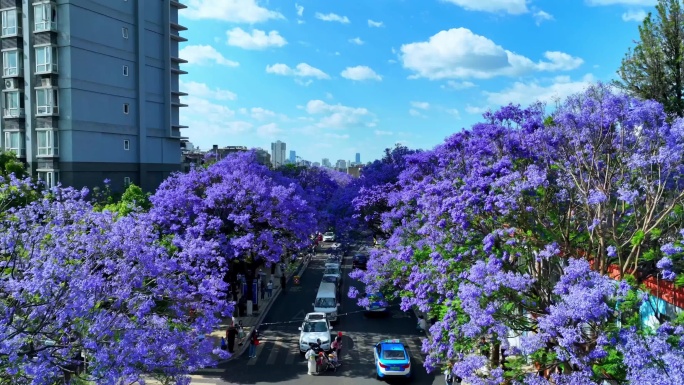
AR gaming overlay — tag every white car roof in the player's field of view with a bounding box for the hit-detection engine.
[305,312,328,321]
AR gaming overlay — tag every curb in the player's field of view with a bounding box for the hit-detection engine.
[220,257,312,363]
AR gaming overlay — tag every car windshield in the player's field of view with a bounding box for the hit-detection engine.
[324,268,339,275]
[322,276,337,284]
[303,321,328,333]
[315,297,336,308]
[324,232,334,237]
[383,350,406,360]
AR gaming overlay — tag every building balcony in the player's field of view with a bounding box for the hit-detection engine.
[3,107,24,118]
[170,33,188,42]
[172,101,188,108]
[170,22,187,31]
[171,57,188,64]
[172,124,189,129]
[36,105,58,116]
[170,0,187,9]
[171,68,188,75]
[171,90,188,97]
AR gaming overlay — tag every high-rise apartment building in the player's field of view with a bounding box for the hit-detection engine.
[335,159,346,169]
[0,1,185,191]
[322,158,331,168]
[289,150,296,164]
[355,152,360,164]
[271,140,285,168]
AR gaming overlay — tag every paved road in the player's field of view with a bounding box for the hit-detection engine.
[191,243,441,385]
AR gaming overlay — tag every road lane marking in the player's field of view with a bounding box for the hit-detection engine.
[265,336,283,365]
[285,345,298,365]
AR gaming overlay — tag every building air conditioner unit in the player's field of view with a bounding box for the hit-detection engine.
[4,79,17,90]
[41,78,52,87]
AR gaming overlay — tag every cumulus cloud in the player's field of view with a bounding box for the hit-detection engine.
[305,100,373,129]
[368,19,384,27]
[411,101,430,109]
[442,80,476,90]
[179,45,239,67]
[340,66,382,81]
[256,123,283,137]
[375,130,393,136]
[465,105,488,114]
[349,37,365,45]
[266,63,330,79]
[622,9,647,21]
[441,0,528,14]
[400,28,583,80]
[484,74,595,107]
[295,3,304,16]
[226,28,287,49]
[534,10,554,25]
[446,108,461,119]
[180,80,237,101]
[184,0,283,23]
[315,12,350,23]
[249,107,277,121]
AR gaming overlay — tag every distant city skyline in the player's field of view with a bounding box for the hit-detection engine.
[271,140,286,168]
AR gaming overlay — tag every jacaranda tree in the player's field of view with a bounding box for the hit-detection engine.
[149,150,317,268]
[351,84,684,384]
[0,180,230,385]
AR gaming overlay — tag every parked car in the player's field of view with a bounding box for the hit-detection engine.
[299,312,334,355]
[323,266,341,282]
[352,254,368,270]
[364,292,389,314]
[322,232,336,242]
[374,339,412,379]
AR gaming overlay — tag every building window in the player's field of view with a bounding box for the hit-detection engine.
[37,171,59,188]
[122,27,129,38]
[124,139,130,150]
[124,177,131,186]
[4,131,23,155]
[3,91,21,117]
[35,46,58,74]
[123,65,129,76]
[1,9,18,36]
[34,2,56,32]
[36,88,58,115]
[3,50,19,77]
[123,103,129,114]
[37,129,58,157]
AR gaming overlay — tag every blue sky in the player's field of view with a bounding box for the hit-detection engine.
[179,0,656,164]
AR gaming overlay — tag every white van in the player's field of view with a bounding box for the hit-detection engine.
[313,282,340,322]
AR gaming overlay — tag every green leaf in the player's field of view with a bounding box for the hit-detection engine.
[631,230,645,247]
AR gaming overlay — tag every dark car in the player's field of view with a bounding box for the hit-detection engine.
[352,254,368,270]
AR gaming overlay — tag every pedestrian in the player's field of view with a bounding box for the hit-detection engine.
[305,346,317,375]
[226,324,237,353]
[237,320,245,346]
[267,280,273,298]
[260,277,266,300]
[248,328,260,358]
[417,315,427,333]
[280,274,286,295]
[332,332,343,363]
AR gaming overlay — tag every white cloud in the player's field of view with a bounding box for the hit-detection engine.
[374,130,393,136]
[400,28,583,80]
[266,63,330,80]
[349,37,365,45]
[534,10,554,25]
[622,9,647,21]
[295,3,304,16]
[315,12,350,23]
[484,74,595,107]
[409,109,423,117]
[249,107,277,120]
[305,100,373,129]
[226,28,287,50]
[411,101,430,109]
[465,105,488,114]
[256,123,283,137]
[180,80,237,101]
[325,92,334,99]
[441,0,528,14]
[368,19,384,27]
[340,66,382,81]
[446,108,461,119]
[180,95,253,138]
[442,80,476,90]
[324,133,350,139]
[179,45,239,67]
[184,0,283,23]
[586,0,656,5]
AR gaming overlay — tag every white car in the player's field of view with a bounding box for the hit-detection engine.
[322,232,336,242]
[323,266,341,282]
[298,312,334,355]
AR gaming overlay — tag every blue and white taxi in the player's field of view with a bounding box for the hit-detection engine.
[373,339,412,379]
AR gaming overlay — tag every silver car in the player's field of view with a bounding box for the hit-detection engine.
[298,312,334,354]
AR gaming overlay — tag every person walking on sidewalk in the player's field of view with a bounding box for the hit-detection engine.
[280,274,287,295]
[226,324,237,353]
[247,328,260,358]
[267,280,273,298]
[260,278,266,300]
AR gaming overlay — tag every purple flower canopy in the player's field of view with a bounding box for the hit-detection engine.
[351,84,684,383]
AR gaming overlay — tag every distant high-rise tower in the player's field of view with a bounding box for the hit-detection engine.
[289,150,296,164]
[271,140,286,168]
[355,153,361,164]
[322,158,331,168]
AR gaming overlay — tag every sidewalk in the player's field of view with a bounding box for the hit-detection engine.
[208,254,313,362]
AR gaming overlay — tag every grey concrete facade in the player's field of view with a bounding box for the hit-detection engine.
[0,0,186,192]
